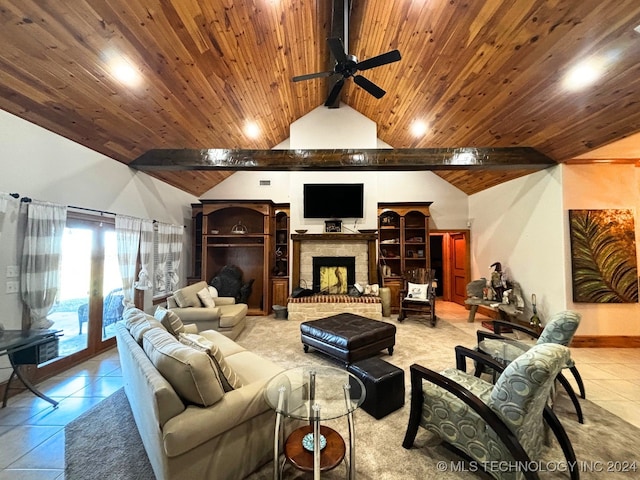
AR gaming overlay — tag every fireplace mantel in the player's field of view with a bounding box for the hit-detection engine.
[291,233,378,289]
[292,233,377,242]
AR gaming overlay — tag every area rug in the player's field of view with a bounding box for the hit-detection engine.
[65,315,640,479]
[65,388,154,480]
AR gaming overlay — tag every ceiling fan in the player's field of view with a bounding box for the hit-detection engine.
[293,38,401,107]
[292,0,401,107]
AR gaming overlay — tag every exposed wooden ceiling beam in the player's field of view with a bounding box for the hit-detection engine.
[130,147,555,171]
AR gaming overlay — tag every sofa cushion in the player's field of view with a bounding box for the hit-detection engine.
[124,308,167,343]
[178,333,242,391]
[142,328,225,406]
[224,350,286,386]
[173,281,209,308]
[198,330,247,357]
[219,303,248,328]
[197,287,216,308]
[155,306,185,336]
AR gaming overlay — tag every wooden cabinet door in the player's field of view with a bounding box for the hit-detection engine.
[383,277,404,314]
[272,278,289,307]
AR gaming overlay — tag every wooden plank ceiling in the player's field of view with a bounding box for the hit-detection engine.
[1,0,639,196]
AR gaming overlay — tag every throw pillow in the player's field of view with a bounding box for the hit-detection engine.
[407,282,428,301]
[142,328,224,406]
[208,286,219,298]
[129,316,167,343]
[179,333,243,391]
[166,295,178,309]
[197,287,216,308]
[172,283,203,307]
[154,306,185,336]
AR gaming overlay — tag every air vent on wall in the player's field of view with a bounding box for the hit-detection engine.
[259,180,271,186]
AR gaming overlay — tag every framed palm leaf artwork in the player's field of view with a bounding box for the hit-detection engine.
[569,209,638,303]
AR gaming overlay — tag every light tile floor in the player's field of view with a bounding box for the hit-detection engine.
[0,302,638,479]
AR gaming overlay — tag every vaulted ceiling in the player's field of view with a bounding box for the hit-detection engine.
[1,0,639,196]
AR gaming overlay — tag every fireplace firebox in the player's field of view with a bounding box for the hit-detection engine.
[312,257,356,294]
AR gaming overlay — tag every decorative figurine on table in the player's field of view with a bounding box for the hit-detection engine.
[490,262,506,300]
[502,289,512,304]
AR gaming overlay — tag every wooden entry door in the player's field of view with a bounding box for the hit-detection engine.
[450,232,469,305]
[430,230,470,304]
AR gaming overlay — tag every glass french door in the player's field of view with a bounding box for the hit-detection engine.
[46,215,123,366]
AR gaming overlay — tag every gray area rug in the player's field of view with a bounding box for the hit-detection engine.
[65,315,640,479]
[65,388,154,480]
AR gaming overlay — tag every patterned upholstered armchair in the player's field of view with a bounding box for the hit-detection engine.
[477,310,585,423]
[403,343,579,480]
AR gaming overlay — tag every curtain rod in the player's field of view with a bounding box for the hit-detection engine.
[9,193,185,227]
[68,204,117,216]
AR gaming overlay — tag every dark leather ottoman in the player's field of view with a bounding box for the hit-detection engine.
[300,313,396,364]
[348,357,405,419]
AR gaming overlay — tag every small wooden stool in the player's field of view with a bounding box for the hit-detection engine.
[284,425,346,473]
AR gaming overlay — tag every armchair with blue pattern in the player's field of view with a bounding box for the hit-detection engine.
[403,343,578,480]
[476,310,585,424]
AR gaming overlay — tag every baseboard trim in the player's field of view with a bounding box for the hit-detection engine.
[572,336,640,348]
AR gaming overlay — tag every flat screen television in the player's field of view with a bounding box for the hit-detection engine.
[303,183,364,218]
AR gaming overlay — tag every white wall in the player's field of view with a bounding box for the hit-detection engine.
[288,104,378,149]
[202,169,470,231]
[562,163,640,336]
[0,110,197,339]
[469,167,566,322]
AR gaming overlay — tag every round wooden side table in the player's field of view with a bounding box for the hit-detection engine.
[284,425,346,473]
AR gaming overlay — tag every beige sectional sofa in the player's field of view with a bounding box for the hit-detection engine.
[167,281,247,339]
[115,306,286,480]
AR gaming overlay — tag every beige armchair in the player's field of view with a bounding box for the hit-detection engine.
[168,281,247,339]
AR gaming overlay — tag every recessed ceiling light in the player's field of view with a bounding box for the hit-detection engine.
[410,120,429,137]
[111,61,142,87]
[103,50,142,88]
[562,58,604,91]
[244,121,260,138]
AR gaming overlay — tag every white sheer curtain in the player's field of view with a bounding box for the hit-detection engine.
[116,215,141,308]
[134,219,154,291]
[167,224,184,290]
[20,200,67,329]
[155,222,171,293]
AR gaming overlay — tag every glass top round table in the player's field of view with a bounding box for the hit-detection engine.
[264,365,366,421]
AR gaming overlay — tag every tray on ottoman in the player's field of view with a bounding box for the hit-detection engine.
[300,313,396,365]
[348,357,404,419]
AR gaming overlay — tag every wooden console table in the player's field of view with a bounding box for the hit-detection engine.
[1,329,62,408]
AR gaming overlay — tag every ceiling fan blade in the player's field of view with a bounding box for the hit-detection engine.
[327,37,348,64]
[324,78,345,106]
[356,49,401,71]
[292,71,335,82]
[353,75,386,99]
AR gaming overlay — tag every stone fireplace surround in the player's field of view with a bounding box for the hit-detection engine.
[288,233,381,321]
[291,233,379,291]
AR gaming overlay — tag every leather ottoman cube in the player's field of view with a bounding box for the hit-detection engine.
[347,357,404,419]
